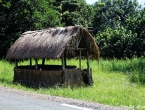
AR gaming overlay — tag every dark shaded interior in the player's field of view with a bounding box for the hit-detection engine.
[15,65,77,71]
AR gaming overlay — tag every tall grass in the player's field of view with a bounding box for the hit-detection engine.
[0,59,14,84]
[0,58,145,109]
[100,57,145,84]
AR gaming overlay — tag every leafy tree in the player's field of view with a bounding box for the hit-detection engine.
[54,0,93,27]
[0,0,61,58]
[125,8,145,57]
[31,0,61,29]
[0,0,144,59]
[96,27,138,58]
[93,0,144,58]
[93,0,139,34]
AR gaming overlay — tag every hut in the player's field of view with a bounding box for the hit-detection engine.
[6,26,99,87]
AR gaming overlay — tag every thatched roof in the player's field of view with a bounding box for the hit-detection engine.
[6,26,99,60]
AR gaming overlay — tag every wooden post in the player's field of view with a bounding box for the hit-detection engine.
[87,51,91,83]
[64,52,67,67]
[15,60,18,67]
[35,58,38,70]
[62,52,66,70]
[79,50,81,69]
[30,58,32,66]
[42,58,45,66]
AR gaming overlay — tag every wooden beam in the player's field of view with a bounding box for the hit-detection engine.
[76,48,87,50]
[35,58,38,70]
[66,47,87,50]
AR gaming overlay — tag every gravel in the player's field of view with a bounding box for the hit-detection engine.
[0,86,128,110]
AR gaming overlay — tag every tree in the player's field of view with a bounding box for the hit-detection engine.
[125,8,145,57]
[93,0,139,34]
[93,0,144,58]
[0,0,61,58]
[96,27,138,58]
[54,0,93,27]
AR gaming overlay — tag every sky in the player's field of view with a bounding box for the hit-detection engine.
[85,0,145,5]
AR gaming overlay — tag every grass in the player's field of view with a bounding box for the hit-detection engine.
[0,58,145,109]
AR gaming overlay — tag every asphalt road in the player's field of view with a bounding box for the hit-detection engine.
[0,90,92,110]
[0,86,127,110]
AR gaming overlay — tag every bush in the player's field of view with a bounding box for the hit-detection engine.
[96,27,142,58]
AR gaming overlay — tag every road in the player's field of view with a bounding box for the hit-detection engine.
[0,90,92,110]
[0,86,127,110]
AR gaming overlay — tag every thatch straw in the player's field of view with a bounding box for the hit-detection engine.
[6,26,99,60]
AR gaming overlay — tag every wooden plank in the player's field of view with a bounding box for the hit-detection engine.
[63,68,82,86]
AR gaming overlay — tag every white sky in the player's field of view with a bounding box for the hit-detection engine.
[85,0,145,5]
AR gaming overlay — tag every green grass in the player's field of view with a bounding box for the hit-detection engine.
[0,58,145,109]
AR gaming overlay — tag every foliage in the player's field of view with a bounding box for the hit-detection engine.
[96,27,139,58]
[0,58,145,108]
[0,0,61,58]
[54,0,93,27]
[93,0,139,32]
[93,0,144,58]
[0,0,145,58]
[125,8,145,57]
[31,0,61,29]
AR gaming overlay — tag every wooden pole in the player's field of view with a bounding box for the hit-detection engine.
[79,50,81,69]
[62,52,66,70]
[30,58,32,66]
[15,60,18,67]
[35,58,38,70]
[64,52,67,67]
[87,51,91,83]
[42,58,45,66]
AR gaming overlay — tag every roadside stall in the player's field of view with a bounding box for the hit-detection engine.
[6,26,99,87]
